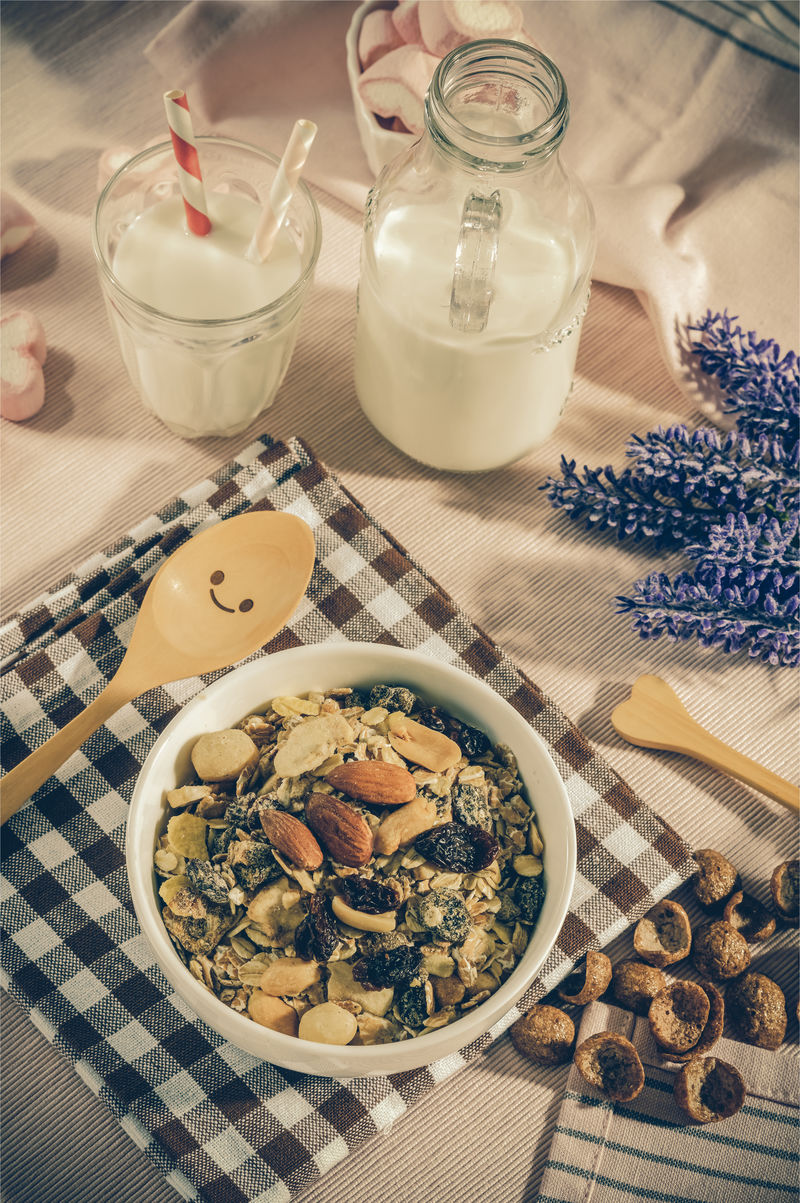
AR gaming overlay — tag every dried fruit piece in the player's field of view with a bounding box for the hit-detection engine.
[727,972,787,1049]
[299,1001,358,1044]
[186,858,229,906]
[248,989,298,1036]
[226,838,282,892]
[574,1032,645,1102]
[671,982,724,1063]
[395,978,432,1028]
[692,849,739,910]
[387,713,461,772]
[433,975,465,1007]
[649,981,710,1054]
[415,822,498,872]
[405,887,471,943]
[368,684,416,714]
[338,875,401,914]
[259,958,321,997]
[326,760,417,806]
[352,943,423,989]
[557,951,612,1006]
[373,794,441,855]
[305,793,374,867]
[272,712,353,778]
[167,812,209,861]
[510,1005,575,1066]
[770,859,798,922]
[191,729,259,783]
[692,920,750,981]
[515,876,545,924]
[166,785,210,809]
[331,895,396,933]
[326,960,394,1015]
[162,889,234,955]
[159,874,190,906]
[450,782,491,830]
[246,878,305,947]
[674,1058,746,1124]
[633,899,691,968]
[294,892,340,962]
[260,809,323,870]
[611,961,666,1015]
[722,890,776,942]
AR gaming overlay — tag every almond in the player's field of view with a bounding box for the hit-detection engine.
[326,760,416,806]
[260,809,323,870]
[386,714,462,772]
[305,793,374,867]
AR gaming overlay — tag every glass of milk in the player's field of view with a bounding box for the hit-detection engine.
[93,136,321,438]
[355,40,595,472]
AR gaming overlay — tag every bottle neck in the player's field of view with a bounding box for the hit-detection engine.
[424,39,570,174]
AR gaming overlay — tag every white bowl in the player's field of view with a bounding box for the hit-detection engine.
[345,0,417,175]
[127,643,576,1078]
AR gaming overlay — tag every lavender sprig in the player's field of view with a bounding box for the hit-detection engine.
[687,311,799,451]
[685,512,799,604]
[616,570,799,667]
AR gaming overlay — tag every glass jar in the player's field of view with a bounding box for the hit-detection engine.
[354,40,595,472]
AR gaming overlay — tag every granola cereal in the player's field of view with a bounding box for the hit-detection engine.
[153,684,548,1046]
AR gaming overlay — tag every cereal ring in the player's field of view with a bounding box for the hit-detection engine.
[674,1058,745,1124]
[573,1031,644,1102]
[633,899,692,968]
[510,1004,574,1066]
[557,951,612,1006]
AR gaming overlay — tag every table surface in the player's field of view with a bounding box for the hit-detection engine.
[1,4,797,1202]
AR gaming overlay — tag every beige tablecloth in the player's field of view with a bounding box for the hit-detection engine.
[1,3,797,1202]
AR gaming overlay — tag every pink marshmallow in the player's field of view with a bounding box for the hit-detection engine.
[1,310,47,421]
[358,44,440,136]
[392,0,423,45]
[358,8,404,69]
[443,0,524,37]
[418,3,469,57]
[1,193,37,258]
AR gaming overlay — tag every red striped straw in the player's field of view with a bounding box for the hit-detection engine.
[163,89,211,236]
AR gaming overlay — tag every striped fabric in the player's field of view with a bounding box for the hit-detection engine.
[539,1000,799,1203]
[655,0,799,70]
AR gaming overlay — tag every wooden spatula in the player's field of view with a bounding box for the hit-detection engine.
[611,674,799,813]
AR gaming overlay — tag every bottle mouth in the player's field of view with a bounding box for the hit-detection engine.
[425,39,570,170]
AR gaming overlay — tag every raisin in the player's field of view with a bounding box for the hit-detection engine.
[369,684,416,714]
[339,875,401,914]
[456,723,491,759]
[515,876,545,924]
[395,979,431,1028]
[416,707,448,734]
[451,784,492,831]
[415,822,498,872]
[352,944,423,989]
[186,858,229,906]
[406,888,472,943]
[294,892,339,962]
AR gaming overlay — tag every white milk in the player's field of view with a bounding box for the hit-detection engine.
[110,193,303,438]
[354,198,585,472]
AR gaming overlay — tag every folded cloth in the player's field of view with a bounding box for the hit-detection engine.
[145,0,798,409]
[539,1000,800,1203]
[0,435,693,1203]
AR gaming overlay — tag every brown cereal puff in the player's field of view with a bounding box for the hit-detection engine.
[574,1032,645,1102]
[612,961,666,1015]
[692,849,740,910]
[770,860,799,923]
[671,982,725,1063]
[674,1057,746,1124]
[723,890,776,942]
[648,981,711,1055]
[510,1005,575,1066]
[692,920,750,982]
[557,951,613,1006]
[727,972,787,1050]
[633,899,692,968]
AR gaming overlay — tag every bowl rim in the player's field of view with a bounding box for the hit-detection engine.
[126,642,576,1077]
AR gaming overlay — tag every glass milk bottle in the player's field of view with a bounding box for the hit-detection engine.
[354,40,595,472]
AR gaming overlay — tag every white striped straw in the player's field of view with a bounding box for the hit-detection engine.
[246,119,317,264]
[163,89,211,236]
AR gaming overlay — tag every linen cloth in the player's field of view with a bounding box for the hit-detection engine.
[539,1000,800,1203]
[145,0,799,405]
[0,433,694,1203]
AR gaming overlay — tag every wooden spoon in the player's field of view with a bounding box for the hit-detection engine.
[611,674,799,813]
[1,511,315,823]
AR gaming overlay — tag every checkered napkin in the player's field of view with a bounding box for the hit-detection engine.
[539,1001,800,1203]
[0,435,694,1203]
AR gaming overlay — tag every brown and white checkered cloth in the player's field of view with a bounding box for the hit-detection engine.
[0,435,694,1203]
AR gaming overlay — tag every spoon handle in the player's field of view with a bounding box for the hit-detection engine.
[666,724,799,812]
[1,679,132,824]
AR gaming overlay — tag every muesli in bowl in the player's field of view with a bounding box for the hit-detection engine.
[154,684,547,1048]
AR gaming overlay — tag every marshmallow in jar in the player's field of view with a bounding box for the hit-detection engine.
[354,40,595,472]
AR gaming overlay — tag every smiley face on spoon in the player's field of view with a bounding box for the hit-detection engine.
[209,569,254,614]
